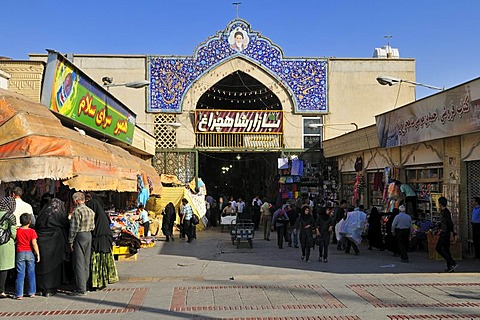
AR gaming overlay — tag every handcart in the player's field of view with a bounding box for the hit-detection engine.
[230,219,254,248]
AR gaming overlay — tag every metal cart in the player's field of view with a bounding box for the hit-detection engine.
[230,218,255,248]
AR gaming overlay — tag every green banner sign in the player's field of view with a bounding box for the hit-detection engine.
[42,52,136,144]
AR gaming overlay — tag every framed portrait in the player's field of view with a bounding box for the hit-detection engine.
[228,27,249,52]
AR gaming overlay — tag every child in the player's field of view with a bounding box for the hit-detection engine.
[137,204,150,237]
[15,213,40,299]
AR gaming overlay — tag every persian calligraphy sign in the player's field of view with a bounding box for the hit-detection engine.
[41,52,136,144]
[195,110,283,133]
[376,80,480,148]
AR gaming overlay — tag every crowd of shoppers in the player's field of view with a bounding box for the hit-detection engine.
[0,189,120,299]
[230,193,463,273]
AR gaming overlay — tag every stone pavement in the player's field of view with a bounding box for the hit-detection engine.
[1,227,480,319]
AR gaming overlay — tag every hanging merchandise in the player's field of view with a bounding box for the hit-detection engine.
[137,174,150,206]
[357,173,365,194]
[354,157,363,172]
[383,167,391,201]
[278,158,289,169]
[291,159,304,176]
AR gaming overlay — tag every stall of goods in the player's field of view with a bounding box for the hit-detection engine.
[427,232,462,260]
[112,245,137,261]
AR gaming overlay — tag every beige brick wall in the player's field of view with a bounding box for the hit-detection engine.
[326,58,415,140]
[0,61,45,102]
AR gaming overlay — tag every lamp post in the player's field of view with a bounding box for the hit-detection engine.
[307,123,358,130]
[376,76,444,91]
[102,77,150,90]
[306,123,358,150]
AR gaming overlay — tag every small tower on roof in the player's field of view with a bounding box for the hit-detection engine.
[373,35,400,59]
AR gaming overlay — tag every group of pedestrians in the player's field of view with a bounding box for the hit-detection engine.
[365,196,459,272]
[203,195,249,229]
[261,201,333,263]
[257,195,460,273]
[0,189,118,300]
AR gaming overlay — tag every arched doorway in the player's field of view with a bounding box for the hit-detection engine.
[195,68,285,202]
[196,71,282,111]
[195,63,283,204]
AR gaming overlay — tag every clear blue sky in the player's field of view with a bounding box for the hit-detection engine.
[2,0,479,99]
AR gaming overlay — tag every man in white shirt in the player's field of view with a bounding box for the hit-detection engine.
[392,205,412,263]
[12,187,35,227]
[229,196,237,213]
[252,196,263,230]
[236,198,245,215]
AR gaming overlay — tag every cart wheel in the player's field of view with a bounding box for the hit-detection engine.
[248,239,253,248]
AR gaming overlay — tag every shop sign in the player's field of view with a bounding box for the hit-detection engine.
[41,52,136,144]
[376,81,480,148]
[304,135,321,149]
[195,110,282,133]
[243,135,282,148]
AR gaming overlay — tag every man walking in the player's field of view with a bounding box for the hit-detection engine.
[236,198,245,216]
[68,192,95,295]
[180,198,194,243]
[391,205,412,263]
[436,196,458,272]
[260,200,272,241]
[252,196,262,230]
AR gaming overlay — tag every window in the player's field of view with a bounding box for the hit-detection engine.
[303,117,322,149]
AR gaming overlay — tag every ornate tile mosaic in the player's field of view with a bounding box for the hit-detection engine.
[148,19,327,114]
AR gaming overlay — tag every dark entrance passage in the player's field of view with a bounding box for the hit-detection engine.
[196,71,281,111]
[198,151,278,204]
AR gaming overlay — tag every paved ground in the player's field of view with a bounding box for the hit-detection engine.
[1,227,480,319]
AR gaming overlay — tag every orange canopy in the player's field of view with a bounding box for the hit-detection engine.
[0,88,161,194]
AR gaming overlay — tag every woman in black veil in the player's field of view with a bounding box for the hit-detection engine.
[384,207,401,256]
[162,202,176,241]
[86,193,118,290]
[35,196,70,297]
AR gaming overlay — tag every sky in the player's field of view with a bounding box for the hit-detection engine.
[1,0,479,99]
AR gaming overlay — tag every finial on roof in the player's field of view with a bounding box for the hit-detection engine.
[233,2,241,19]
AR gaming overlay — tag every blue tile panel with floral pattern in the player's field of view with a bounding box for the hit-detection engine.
[148,19,327,114]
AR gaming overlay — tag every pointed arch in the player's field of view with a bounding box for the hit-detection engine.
[181,56,295,114]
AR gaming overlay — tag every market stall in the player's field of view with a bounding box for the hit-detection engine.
[0,88,163,261]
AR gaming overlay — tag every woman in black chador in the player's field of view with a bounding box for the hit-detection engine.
[86,193,118,290]
[367,207,385,251]
[294,205,315,262]
[35,197,70,297]
[384,208,400,256]
[162,202,176,241]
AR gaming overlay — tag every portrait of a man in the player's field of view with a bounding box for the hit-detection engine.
[228,27,249,52]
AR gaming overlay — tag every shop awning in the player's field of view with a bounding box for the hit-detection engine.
[0,88,161,194]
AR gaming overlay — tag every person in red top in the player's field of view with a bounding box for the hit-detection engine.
[15,213,40,299]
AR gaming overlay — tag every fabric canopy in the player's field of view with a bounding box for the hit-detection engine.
[156,186,206,229]
[0,88,161,194]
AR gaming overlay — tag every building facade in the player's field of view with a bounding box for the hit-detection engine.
[9,18,416,201]
[324,77,480,253]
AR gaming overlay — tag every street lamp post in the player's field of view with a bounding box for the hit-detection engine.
[102,77,150,90]
[307,123,358,130]
[306,123,358,150]
[376,76,444,91]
